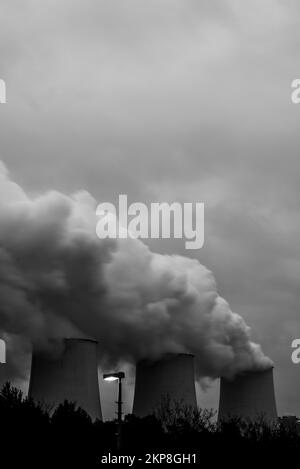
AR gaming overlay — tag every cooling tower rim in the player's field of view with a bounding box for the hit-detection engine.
[137,352,195,364]
[221,366,274,381]
[30,338,98,359]
[64,337,98,344]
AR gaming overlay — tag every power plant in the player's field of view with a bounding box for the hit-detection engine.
[17,337,280,423]
[133,353,197,417]
[218,367,277,422]
[29,338,102,420]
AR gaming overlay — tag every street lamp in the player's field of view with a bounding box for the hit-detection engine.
[103,371,125,451]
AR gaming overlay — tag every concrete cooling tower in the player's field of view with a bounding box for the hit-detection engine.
[133,353,197,417]
[29,338,102,420]
[218,367,277,422]
[0,362,6,389]
[0,338,6,388]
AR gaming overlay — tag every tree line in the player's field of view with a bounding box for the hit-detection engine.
[0,382,299,467]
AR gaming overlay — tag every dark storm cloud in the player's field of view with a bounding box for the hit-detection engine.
[0,0,300,415]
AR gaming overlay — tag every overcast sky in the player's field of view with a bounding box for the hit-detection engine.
[1,0,300,418]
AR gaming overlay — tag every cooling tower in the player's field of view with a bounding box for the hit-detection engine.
[0,363,6,389]
[133,353,197,417]
[0,338,6,388]
[29,338,102,420]
[218,367,277,422]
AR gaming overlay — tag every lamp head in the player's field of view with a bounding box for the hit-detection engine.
[103,371,125,381]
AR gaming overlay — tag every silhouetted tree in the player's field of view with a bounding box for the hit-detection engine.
[1,382,300,467]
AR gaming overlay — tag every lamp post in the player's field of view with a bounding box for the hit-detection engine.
[103,371,125,451]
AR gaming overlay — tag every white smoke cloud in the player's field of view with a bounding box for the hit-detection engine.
[0,162,272,380]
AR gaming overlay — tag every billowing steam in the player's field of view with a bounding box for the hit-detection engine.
[0,162,272,380]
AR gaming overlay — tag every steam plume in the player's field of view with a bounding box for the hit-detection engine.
[0,162,272,380]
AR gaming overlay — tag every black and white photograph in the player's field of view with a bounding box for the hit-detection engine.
[1,1,300,466]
